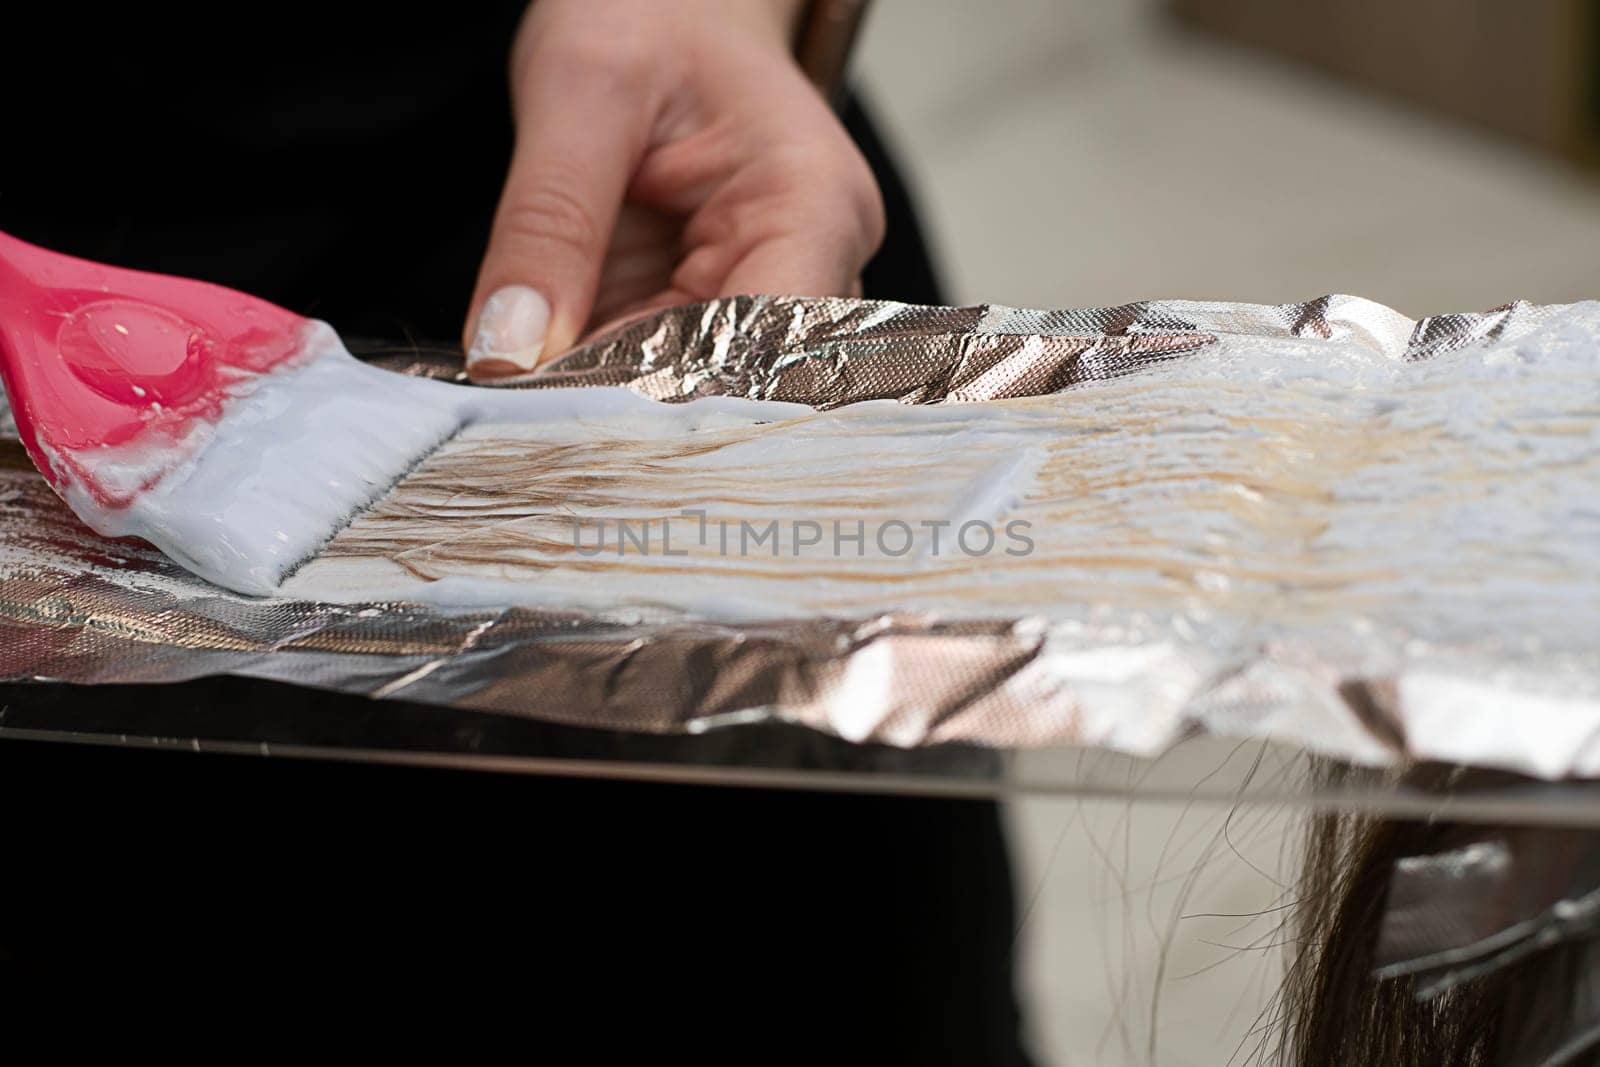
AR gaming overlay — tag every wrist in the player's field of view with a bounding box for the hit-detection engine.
[705,0,807,53]
[773,0,810,40]
[513,0,806,78]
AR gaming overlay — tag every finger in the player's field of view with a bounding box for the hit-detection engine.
[719,221,870,299]
[578,289,700,349]
[587,205,682,328]
[464,48,657,380]
[683,151,883,300]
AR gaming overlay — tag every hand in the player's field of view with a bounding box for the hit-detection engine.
[463,0,884,380]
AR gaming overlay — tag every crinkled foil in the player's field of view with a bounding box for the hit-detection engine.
[1,293,1596,776]
[1378,831,1600,995]
[1376,828,1600,1065]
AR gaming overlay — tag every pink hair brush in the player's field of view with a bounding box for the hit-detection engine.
[0,231,786,598]
[0,229,464,593]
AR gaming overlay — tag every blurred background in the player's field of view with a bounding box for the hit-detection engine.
[856,0,1600,316]
[851,2,1599,1062]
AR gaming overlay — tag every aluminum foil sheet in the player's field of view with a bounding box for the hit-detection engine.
[1,293,1597,777]
[1376,828,1600,1065]
[1378,831,1600,997]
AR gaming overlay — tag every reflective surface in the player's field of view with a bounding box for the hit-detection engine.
[1,296,1597,811]
[7,675,1600,827]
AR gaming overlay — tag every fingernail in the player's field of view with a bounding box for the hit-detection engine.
[468,285,550,377]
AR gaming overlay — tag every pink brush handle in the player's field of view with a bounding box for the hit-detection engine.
[0,231,308,502]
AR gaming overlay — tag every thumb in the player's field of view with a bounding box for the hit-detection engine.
[465,56,653,380]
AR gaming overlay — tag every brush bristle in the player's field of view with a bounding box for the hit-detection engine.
[62,326,461,594]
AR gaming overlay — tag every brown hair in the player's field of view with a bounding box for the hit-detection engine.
[1280,763,1600,1066]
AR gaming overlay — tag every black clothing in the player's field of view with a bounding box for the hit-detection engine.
[0,8,1027,1062]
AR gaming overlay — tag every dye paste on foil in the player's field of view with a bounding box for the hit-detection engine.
[0,294,1596,776]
